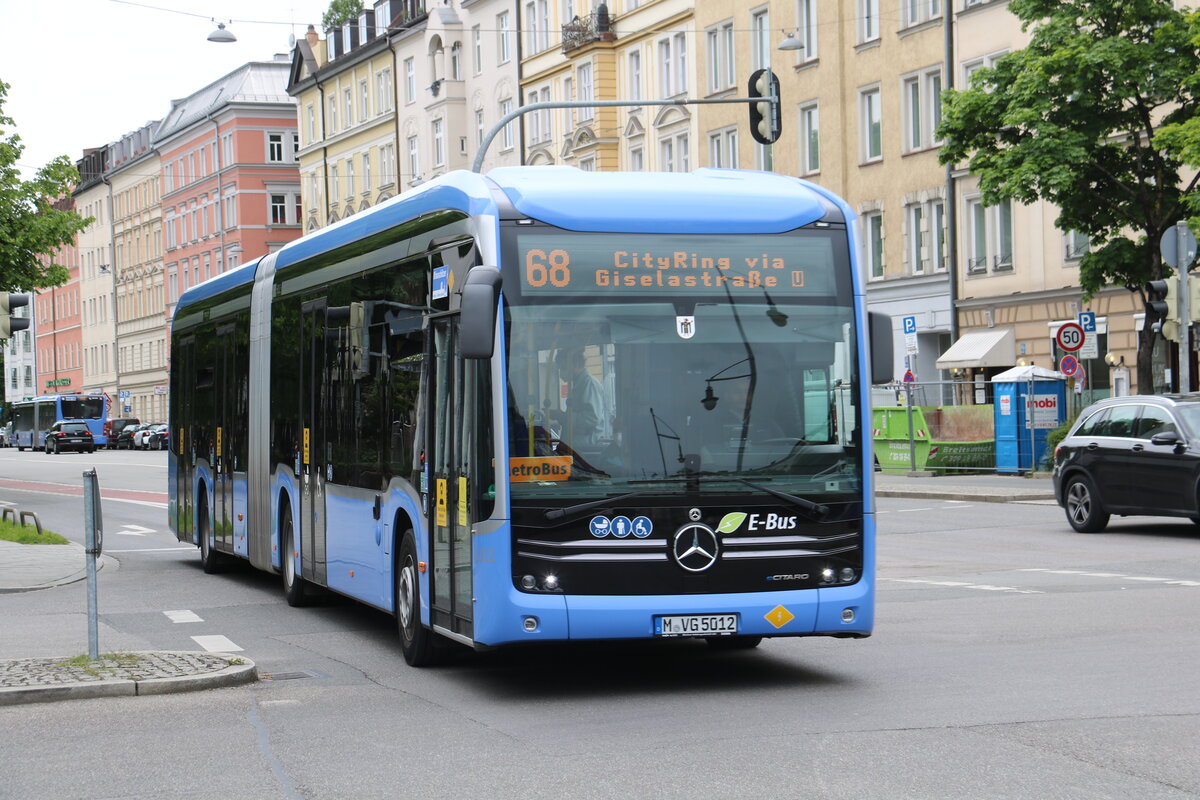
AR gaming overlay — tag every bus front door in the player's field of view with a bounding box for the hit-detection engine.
[299,299,329,587]
[428,316,473,640]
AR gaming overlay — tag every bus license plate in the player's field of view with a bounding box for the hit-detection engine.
[655,614,738,637]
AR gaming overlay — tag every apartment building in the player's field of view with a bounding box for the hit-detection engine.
[289,0,521,228]
[105,122,165,422]
[73,146,118,401]
[34,197,84,398]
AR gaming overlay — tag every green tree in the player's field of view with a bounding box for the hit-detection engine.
[938,0,1200,392]
[322,0,364,30]
[0,80,89,295]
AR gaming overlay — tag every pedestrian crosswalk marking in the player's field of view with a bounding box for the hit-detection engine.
[164,609,203,624]
[192,634,243,652]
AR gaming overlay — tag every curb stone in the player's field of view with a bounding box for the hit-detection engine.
[0,651,257,706]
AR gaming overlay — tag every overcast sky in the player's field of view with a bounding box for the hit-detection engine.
[2,0,328,181]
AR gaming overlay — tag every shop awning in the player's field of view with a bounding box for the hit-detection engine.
[935,328,1016,370]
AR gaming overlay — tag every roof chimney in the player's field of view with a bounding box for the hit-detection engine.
[306,24,319,48]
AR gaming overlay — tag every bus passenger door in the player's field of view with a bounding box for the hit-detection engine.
[175,336,196,543]
[299,299,329,586]
[213,323,234,553]
[428,316,473,640]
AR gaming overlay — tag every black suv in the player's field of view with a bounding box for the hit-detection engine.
[45,420,96,454]
[1052,394,1200,532]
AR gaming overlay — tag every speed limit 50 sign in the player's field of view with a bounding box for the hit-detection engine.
[1056,322,1085,352]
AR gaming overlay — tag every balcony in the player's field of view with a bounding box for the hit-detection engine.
[562,9,616,53]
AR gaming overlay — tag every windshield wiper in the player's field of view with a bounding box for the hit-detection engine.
[544,490,653,522]
[737,479,829,520]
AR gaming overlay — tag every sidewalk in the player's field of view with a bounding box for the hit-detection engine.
[0,539,256,705]
[0,472,1043,704]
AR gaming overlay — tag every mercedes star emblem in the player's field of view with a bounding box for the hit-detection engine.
[672,524,720,573]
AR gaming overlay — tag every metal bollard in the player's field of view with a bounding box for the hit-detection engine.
[18,510,42,536]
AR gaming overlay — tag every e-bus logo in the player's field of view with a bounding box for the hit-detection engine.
[716,512,799,533]
[509,456,573,482]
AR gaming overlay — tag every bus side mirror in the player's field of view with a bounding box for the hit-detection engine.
[869,311,894,385]
[460,266,503,359]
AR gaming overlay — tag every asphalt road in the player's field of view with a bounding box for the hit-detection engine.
[1,449,1198,799]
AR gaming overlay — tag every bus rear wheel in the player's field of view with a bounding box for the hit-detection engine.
[397,530,439,666]
[198,498,224,574]
[281,503,307,607]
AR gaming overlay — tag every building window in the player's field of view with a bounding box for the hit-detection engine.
[344,88,353,127]
[660,133,689,172]
[932,200,946,271]
[433,119,445,167]
[271,194,287,225]
[328,95,338,133]
[450,41,462,81]
[966,197,1013,273]
[407,136,420,181]
[864,211,884,279]
[524,1,549,54]
[800,102,819,174]
[376,68,394,112]
[472,25,482,74]
[381,143,395,185]
[799,0,818,60]
[362,153,372,192]
[708,128,738,168]
[500,98,515,149]
[750,10,770,70]
[628,50,642,102]
[1066,230,1090,261]
[860,86,882,162]
[267,133,285,162]
[706,20,735,94]
[906,203,926,274]
[360,79,370,119]
[346,159,355,197]
[629,146,644,171]
[860,0,880,42]
[658,33,687,97]
[476,108,485,146]
[904,0,942,28]
[578,63,594,121]
[404,58,415,104]
[497,12,511,64]
[903,67,943,152]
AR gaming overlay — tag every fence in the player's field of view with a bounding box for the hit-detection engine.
[872,378,1101,474]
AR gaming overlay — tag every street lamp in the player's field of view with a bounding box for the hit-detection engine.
[208,21,237,43]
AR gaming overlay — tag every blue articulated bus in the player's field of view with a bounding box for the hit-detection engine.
[12,394,109,450]
[169,166,892,665]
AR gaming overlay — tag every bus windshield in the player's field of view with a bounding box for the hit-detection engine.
[503,226,860,500]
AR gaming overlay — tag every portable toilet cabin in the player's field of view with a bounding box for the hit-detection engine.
[992,365,1067,473]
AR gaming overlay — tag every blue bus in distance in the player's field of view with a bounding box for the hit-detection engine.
[11,394,109,450]
[169,167,892,665]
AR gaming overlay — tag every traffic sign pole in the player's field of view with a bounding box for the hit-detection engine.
[1179,223,1192,393]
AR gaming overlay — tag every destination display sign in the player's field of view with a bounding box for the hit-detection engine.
[514,233,838,297]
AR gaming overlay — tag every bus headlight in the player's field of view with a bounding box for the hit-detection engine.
[520,575,537,590]
[820,568,836,584]
[542,574,559,591]
[840,567,856,583]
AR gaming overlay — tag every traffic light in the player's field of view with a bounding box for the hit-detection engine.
[1146,277,1180,341]
[0,293,29,338]
[748,68,781,146]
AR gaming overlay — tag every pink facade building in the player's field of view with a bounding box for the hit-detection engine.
[155,57,302,323]
[34,196,84,398]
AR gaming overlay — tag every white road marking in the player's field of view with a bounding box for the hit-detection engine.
[192,635,243,652]
[164,610,203,624]
[119,524,155,534]
[886,578,1043,594]
[104,547,194,553]
[1019,568,1200,587]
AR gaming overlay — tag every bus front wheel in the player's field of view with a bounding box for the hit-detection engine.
[397,530,439,666]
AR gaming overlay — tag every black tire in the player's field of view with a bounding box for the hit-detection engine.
[1064,474,1109,533]
[45,440,55,455]
[397,530,439,666]
[706,635,763,651]
[281,502,307,606]
[198,495,224,574]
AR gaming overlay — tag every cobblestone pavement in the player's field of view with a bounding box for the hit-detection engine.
[0,651,240,688]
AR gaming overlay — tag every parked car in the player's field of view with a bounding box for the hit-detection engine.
[136,423,167,450]
[44,419,96,454]
[1052,394,1200,532]
[104,417,140,449]
[145,424,170,451]
[115,423,148,450]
